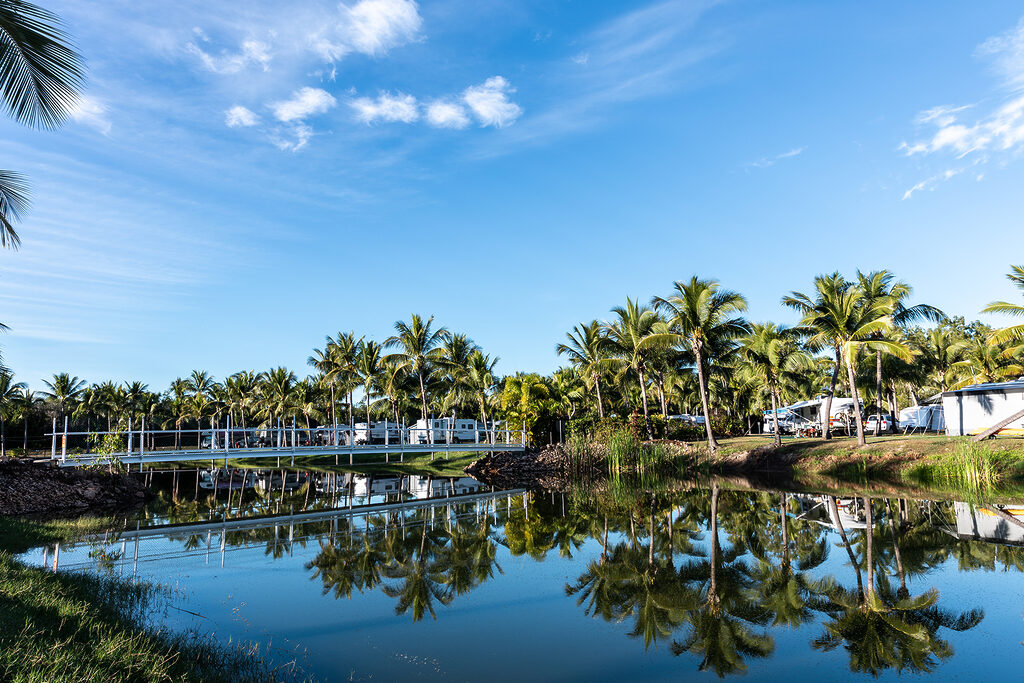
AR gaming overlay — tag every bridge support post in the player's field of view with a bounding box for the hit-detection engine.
[61,417,68,463]
[51,417,56,461]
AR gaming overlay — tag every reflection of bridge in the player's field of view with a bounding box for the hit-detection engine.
[39,484,528,574]
[47,422,526,468]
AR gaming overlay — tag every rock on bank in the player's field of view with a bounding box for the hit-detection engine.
[0,461,153,516]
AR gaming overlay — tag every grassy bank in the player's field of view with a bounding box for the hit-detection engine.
[0,517,310,682]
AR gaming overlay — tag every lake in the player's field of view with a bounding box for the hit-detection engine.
[18,468,1024,681]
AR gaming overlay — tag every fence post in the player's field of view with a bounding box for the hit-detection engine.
[140,417,145,472]
[127,417,133,455]
[51,417,57,460]
[61,417,68,463]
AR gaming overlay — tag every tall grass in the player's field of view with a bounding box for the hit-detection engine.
[605,430,675,475]
[907,441,1001,497]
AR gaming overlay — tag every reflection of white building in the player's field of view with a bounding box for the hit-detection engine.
[788,494,868,530]
[954,502,1024,545]
[351,475,404,497]
[943,379,1024,436]
[406,475,485,499]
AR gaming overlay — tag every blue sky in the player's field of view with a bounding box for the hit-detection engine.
[3,0,1024,390]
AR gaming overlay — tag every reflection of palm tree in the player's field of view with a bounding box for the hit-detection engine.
[308,541,360,599]
[671,484,774,676]
[382,516,452,621]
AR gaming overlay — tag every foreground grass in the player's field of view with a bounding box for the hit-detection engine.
[0,517,311,682]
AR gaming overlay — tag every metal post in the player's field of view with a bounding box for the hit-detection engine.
[127,417,133,455]
[61,417,68,462]
[51,417,57,460]
[140,417,145,471]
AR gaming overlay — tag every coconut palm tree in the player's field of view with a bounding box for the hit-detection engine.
[983,264,1024,358]
[260,367,298,446]
[385,314,447,421]
[0,369,26,456]
[738,324,812,447]
[41,372,86,425]
[356,340,384,427]
[168,377,190,448]
[330,331,362,429]
[557,320,612,418]
[603,299,663,438]
[950,336,1020,388]
[465,350,498,440]
[653,277,749,454]
[915,328,962,394]
[187,370,216,399]
[12,386,39,449]
[857,270,943,434]
[0,0,85,248]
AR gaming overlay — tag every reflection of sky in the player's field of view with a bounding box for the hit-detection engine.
[19,501,1024,681]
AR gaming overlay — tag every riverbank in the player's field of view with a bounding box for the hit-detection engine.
[0,461,154,516]
[0,516,314,682]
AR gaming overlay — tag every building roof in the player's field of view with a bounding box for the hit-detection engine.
[943,378,1024,396]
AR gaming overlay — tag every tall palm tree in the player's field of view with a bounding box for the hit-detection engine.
[331,331,362,429]
[12,386,38,449]
[41,372,86,425]
[916,328,961,394]
[187,370,216,398]
[385,314,447,421]
[356,340,384,427]
[950,336,1020,388]
[260,367,298,446]
[556,320,611,418]
[653,277,749,454]
[466,350,498,439]
[738,324,812,447]
[0,0,85,248]
[0,369,26,456]
[604,299,663,438]
[857,270,943,434]
[168,377,190,449]
[309,337,344,437]
[983,264,1024,358]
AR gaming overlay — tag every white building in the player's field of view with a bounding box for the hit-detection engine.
[942,378,1024,437]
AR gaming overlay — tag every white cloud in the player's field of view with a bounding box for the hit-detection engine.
[425,101,470,129]
[270,124,314,152]
[975,18,1024,91]
[224,105,259,127]
[69,95,112,135]
[312,0,422,62]
[187,36,272,74]
[270,87,337,122]
[902,168,962,200]
[350,91,419,123]
[571,52,590,66]
[746,146,805,169]
[462,76,522,128]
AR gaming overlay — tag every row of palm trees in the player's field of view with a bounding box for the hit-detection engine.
[557,266,1024,451]
[0,315,507,451]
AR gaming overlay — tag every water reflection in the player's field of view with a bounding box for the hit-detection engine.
[27,472,1024,679]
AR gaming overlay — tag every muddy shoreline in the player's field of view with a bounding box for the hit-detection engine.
[0,460,153,517]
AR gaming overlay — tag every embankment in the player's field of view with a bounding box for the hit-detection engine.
[0,461,152,516]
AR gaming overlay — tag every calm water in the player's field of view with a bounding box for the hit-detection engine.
[18,469,1024,681]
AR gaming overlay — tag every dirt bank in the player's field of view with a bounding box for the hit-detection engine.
[0,460,153,516]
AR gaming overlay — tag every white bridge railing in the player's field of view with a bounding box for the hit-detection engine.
[48,416,527,469]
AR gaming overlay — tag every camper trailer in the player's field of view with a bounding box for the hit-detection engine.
[899,405,945,432]
[350,422,403,445]
[762,396,862,435]
[942,378,1024,436]
[410,418,483,444]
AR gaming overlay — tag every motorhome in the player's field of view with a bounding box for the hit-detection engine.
[410,418,484,444]
[350,422,403,445]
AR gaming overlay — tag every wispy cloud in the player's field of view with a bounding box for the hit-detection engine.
[224,105,259,127]
[746,146,805,169]
[311,0,423,62]
[69,95,112,135]
[462,77,522,128]
[187,30,272,74]
[425,101,470,129]
[350,91,419,123]
[270,87,337,122]
[900,17,1024,197]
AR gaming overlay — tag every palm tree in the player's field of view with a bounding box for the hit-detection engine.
[557,320,611,418]
[260,367,298,446]
[41,372,86,425]
[465,350,498,438]
[983,265,1024,358]
[309,338,345,438]
[0,369,26,456]
[385,314,447,421]
[784,275,907,447]
[0,0,85,248]
[168,377,190,448]
[437,332,478,422]
[950,336,1020,388]
[187,370,216,398]
[356,340,384,427]
[653,277,749,454]
[857,270,943,434]
[738,324,812,447]
[916,328,961,394]
[331,332,362,429]
[13,386,39,449]
[604,299,663,438]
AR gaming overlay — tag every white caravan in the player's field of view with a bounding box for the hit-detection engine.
[351,422,403,445]
[410,418,484,444]
[898,405,945,432]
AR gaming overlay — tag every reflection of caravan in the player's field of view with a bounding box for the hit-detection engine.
[254,470,308,492]
[350,475,404,497]
[789,494,868,530]
[954,502,1024,545]
[411,418,483,444]
[406,475,485,499]
[199,468,256,490]
[899,405,945,432]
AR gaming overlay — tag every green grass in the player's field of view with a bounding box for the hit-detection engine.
[0,516,313,682]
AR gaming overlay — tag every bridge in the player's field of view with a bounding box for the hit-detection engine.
[48,419,527,469]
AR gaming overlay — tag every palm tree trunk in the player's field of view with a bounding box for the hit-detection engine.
[693,344,718,454]
[863,497,874,602]
[770,388,782,448]
[885,499,908,599]
[780,493,790,570]
[874,351,883,436]
[594,373,605,419]
[845,346,867,447]
[708,483,720,610]
[822,348,841,440]
[418,370,428,421]
[828,496,864,600]
[638,369,653,439]
[23,416,29,450]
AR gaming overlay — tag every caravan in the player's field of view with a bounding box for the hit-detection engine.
[410,418,484,444]
[898,405,945,432]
